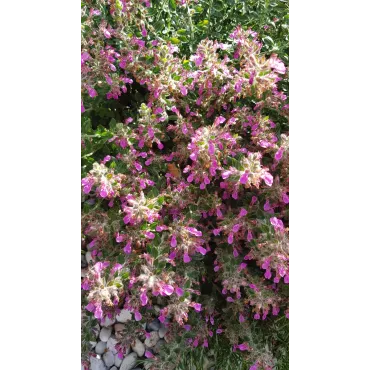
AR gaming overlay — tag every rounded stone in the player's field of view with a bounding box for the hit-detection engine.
[89,356,107,370]
[131,338,145,357]
[99,327,112,342]
[144,331,160,348]
[119,352,138,370]
[95,341,107,355]
[103,351,115,367]
[116,309,132,323]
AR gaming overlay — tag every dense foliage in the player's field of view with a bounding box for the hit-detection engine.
[81,1,289,369]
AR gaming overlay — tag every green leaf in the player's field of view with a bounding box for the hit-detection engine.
[169,0,176,10]
[169,37,181,45]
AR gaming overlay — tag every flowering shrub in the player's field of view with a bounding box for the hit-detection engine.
[81,1,288,369]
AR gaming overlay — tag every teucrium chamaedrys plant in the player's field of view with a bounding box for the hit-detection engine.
[81,1,288,369]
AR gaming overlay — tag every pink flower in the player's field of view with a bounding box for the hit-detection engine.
[170,235,177,247]
[123,242,131,254]
[162,284,174,296]
[247,230,253,242]
[116,234,124,243]
[81,100,85,113]
[275,147,284,161]
[213,228,221,236]
[94,305,103,319]
[232,224,240,233]
[239,208,248,217]
[227,233,234,244]
[233,248,239,258]
[216,328,223,334]
[145,350,154,358]
[183,254,191,263]
[187,174,194,183]
[237,342,249,351]
[145,231,155,239]
[282,193,289,204]
[239,313,245,323]
[175,287,184,296]
[140,292,148,306]
[187,227,202,236]
[134,311,142,321]
[193,303,202,312]
[141,26,147,37]
[208,142,215,155]
[262,172,273,186]
[196,246,207,255]
[240,172,249,184]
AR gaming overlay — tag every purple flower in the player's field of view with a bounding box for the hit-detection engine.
[183,254,191,263]
[81,100,85,113]
[145,350,154,358]
[123,242,131,254]
[140,292,148,306]
[193,303,202,312]
[239,313,245,323]
[134,311,142,321]
[237,343,249,351]
[239,208,248,217]
[275,147,284,161]
[187,227,202,236]
[162,284,174,296]
[94,305,103,319]
[196,246,207,255]
[232,224,240,233]
[227,232,234,244]
[170,235,177,247]
[262,172,273,186]
[213,228,221,236]
[145,231,155,239]
[175,287,184,296]
[184,325,192,331]
[240,172,249,184]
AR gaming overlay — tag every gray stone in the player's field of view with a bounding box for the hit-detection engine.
[103,351,115,367]
[81,254,88,268]
[158,324,168,339]
[153,305,161,314]
[95,341,107,355]
[153,339,165,354]
[99,327,112,342]
[119,352,138,370]
[116,309,132,323]
[144,331,160,348]
[131,338,145,357]
[89,356,107,370]
[114,354,123,368]
[146,319,160,332]
[86,251,93,264]
[107,336,119,354]
[111,368,118,370]
[101,316,115,327]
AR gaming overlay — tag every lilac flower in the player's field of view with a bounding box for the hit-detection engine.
[262,172,273,186]
[140,291,148,306]
[239,313,245,323]
[193,303,202,312]
[145,350,154,358]
[213,228,221,236]
[216,329,223,334]
[162,284,174,296]
[232,224,240,233]
[123,242,132,254]
[144,231,155,239]
[275,147,284,161]
[134,311,142,321]
[237,343,249,351]
[175,287,184,296]
[94,305,103,319]
[196,246,207,255]
[227,232,234,244]
[183,254,191,263]
[170,235,177,247]
[187,227,202,236]
[282,193,289,204]
[239,172,249,184]
[184,325,192,331]
[239,208,248,217]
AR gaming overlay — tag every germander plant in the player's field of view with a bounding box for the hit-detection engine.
[81,1,288,369]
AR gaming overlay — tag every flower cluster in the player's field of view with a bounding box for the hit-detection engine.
[81,1,288,369]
